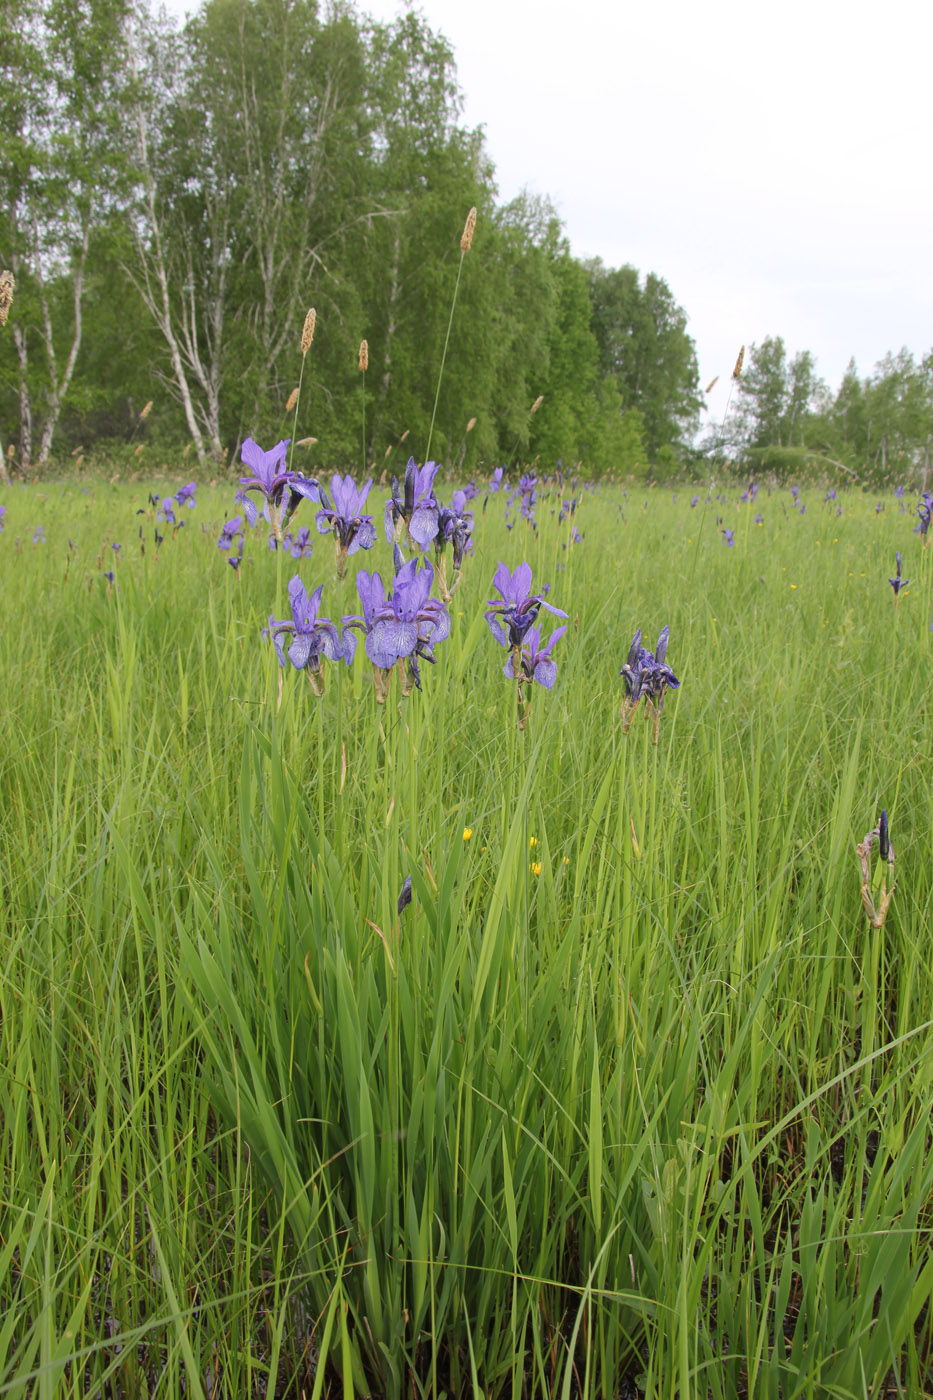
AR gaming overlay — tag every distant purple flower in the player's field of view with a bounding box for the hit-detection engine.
[111,541,121,553]
[228,535,244,571]
[157,496,178,527]
[288,526,314,559]
[461,481,478,501]
[690,495,699,508]
[894,485,905,498]
[239,436,320,542]
[398,876,412,915]
[0,504,6,532]
[721,528,735,546]
[316,474,376,575]
[876,501,884,515]
[32,525,45,544]
[485,561,566,649]
[504,624,566,690]
[754,513,763,525]
[489,466,505,494]
[103,570,115,584]
[620,626,680,739]
[889,552,909,599]
[916,492,933,539]
[176,482,197,508]
[384,458,440,549]
[824,488,837,503]
[741,482,758,502]
[218,516,243,552]
[266,575,353,691]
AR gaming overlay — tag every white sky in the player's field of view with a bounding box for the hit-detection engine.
[359,0,933,429]
[166,0,933,428]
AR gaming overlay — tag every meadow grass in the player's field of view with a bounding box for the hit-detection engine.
[1,475,932,1398]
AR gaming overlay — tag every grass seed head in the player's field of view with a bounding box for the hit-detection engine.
[139,400,153,421]
[286,387,299,413]
[0,270,13,327]
[300,307,316,354]
[732,345,745,380]
[359,339,368,372]
[460,206,477,252]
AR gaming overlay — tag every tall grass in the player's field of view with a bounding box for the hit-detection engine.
[1,478,932,1397]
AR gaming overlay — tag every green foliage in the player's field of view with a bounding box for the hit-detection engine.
[2,476,933,1395]
[587,259,701,460]
[726,340,933,486]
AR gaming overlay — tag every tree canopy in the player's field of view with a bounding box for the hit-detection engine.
[0,0,703,477]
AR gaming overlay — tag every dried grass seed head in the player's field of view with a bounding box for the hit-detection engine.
[358,339,369,372]
[285,387,300,413]
[460,206,477,253]
[732,346,745,380]
[0,270,14,327]
[300,307,316,354]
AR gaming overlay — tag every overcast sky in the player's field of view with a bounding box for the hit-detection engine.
[167,0,932,427]
[356,0,932,428]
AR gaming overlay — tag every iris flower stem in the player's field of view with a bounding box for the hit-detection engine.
[425,249,466,463]
[315,682,325,841]
[334,665,344,853]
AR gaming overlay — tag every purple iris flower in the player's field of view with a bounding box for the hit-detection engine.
[824,488,837,503]
[504,624,566,690]
[315,474,376,575]
[894,484,905,499]
[176,482,197,508]
[346,551,449,697]
[489,467,505,493]
[916,492,933,539]
[32,525,45,544]
[721,528,735,546]
[434,490,474,598]
[228,535,244,571]
[103,569,114,584]
[239,436,320,542]
[288,526,314,559]
[398,876,412,915]
[384,457,440,549]
[876,501,884,514]
[157,496,178,527]
[690,495,699,508]
[266,575,354,692]
[0,505,6,532]
[485,561,567,649]
[620,626,680,738]
[888,552,909,597]
[218,516,243,551]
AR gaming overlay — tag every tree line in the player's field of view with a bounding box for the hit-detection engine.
[718,339,933,486]
[0,0,702,480]
[4,0,930,486]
